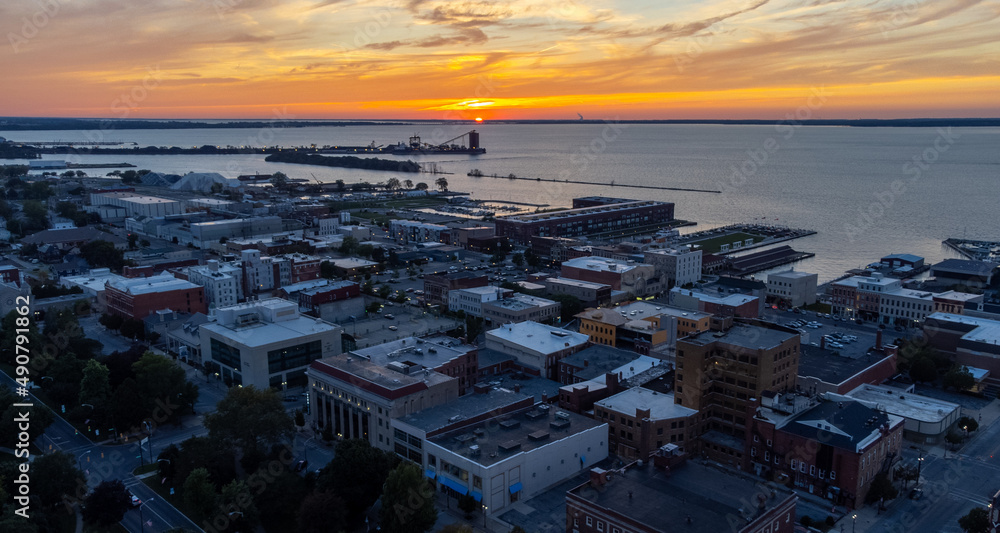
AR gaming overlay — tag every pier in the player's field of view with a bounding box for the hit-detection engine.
[943,237,1000,262]
[468,171,721,194]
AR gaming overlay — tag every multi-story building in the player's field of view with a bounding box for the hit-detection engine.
[675,320,800,462]
[390,220,449,244]
[481,294,560,325]
[543,277,612,307]
[878,288,935,327]
[932,290,983,314]
[494,198,674,244]
[923,312,1000,385]
[186,260,244,309]
[447,286,511,317]
[668,287,761,319]
[393,391,607,516]
[241,249,276,294]
[745,393,905,509]
[423,271,489,308]
[485,321,589,380]
[643,248,703,289]
[558,345,647,385]
[575,302,680,355]
[307,353,459,450]
[566,459,798,533]
[105,272,207,320]
[595,388,697,460]
[200,298,342,389]
[350,336,478,396]
[766,270,818,307]
[561,256,659,297]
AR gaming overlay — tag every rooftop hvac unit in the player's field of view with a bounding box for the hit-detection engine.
[555,411,571,420]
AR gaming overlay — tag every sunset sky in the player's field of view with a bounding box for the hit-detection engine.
[1,0,998,120]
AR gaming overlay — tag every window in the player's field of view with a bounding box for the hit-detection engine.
[766,439,772,447]
[597,522,604,532]
[790,459,797,470]
[764,451,770,462]
[809,465,816,476]
[830,471,836,480]
[751,447,756,457]
[586,517,593,526]
[753,435,759,442]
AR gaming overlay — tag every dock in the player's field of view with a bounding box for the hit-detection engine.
[943,238,1000,262]
[469,171,721,194]
[722,245,815,276]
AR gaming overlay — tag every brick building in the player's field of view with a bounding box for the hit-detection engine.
[595,387,697,460]
[494,198,674,244]
[745,393,904,509]
[105,272,207,320]
[423,271,489,308]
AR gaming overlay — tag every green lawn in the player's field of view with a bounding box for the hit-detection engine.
[685,231,765,253]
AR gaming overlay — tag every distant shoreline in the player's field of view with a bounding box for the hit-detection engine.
[1,117,999,130]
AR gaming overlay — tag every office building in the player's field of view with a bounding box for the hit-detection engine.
[424,271,489,308]
[766,270,818,307]
[105,272,207,320]
[643,247,703,288]
[561,256,659,297]
[200,298,342,390]
[482,294,561,325]
[485,321,589,380]
[186,260,244,309]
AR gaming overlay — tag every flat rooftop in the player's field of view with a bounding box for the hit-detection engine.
[427,405,604,467]
[596,388,695,420]
[310,353,453,394]
[670,287,758,306]
[562,256,644,274]
[107,273,200,295]
[767,269,817,280]
[396,388,531,435]
[569,460,796,533]
[845,384,959,423]
[560,345,643,381]
[485,294,557,311]
[799,349,889,385]
[486,321,589,354]
[932,258,998,275]
[545,277,610,290]
[681,322,797,350]
[351,336,473,371]
[617,301,710,321]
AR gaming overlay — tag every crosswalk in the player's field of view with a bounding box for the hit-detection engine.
[949,487,990,506]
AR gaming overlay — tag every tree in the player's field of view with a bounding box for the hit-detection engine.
[320,260,337,279]
[0,387,54,449]
[133,352,198,424]
[864,472,898,505]
[457,493,478,517]
[204,386,294,460]
[377,284,392,298]
[380,462,437,533]
[357,243,375,258]
[31,451,84,508]
[435,177,449,191]
[295,409,305,427]
[110,377,145,433]
[335,179,346,191]
[317,439,400,522]
[80,240,126,271]
[183,468,219,523]
[271,172,289,188]
[254,470,310,532]
[298,491,348,533]
[943,365,975,391]
[465,315,485,342]
[893,464,919,489]
[511,252,524,267]
[957,415,979,433]
[98,312,125,331]
[958,507,990,533]
[219,479,261,529]
[909,356,938,383]
[21,200,49,231]
[524,248,541,268]
[127,233,138,250]
[415,182,429,191]
[82,480,131,526]
[78,359,112,408]
[945,430,965,448]
[385,177,401,190]
[550,293,584,320]
[404,179,413,189]
[339,236,359,255]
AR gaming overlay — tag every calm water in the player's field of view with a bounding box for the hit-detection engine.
[4,124,999,281]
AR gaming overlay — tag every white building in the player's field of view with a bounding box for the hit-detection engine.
[766,270,818,307]
[879,288,935,327]
[842,384,960,443]
[448,286,511,317]
[390,220,449,244]
[392,391,608,516]
[482,294,561,325]
[485,321,589,380]
[187,260,245,309]
[643,248,702,288]
[241,249,276,293]
[200,298,342,390]
[91,192,184,218]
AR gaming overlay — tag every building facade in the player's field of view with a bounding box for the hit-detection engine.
[766,270,818,307]
[105,273,207,320]
[643,248,703,289]
[494,198,675,244]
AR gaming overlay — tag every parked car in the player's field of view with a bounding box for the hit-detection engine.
[388,325,398,331]
[909,488,923,500]
[384,314,395,320]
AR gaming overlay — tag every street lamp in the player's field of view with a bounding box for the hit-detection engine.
[138,498,155,533]
[917,452,924,483]
[852,513,857,533]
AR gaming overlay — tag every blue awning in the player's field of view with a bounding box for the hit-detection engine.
[439,476,468,495]
[508,482,523,494]
[581,455,586,464]
[471,491,483,502]
[424,469,436,479]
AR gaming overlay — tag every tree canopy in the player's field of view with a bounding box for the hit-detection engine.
[316,439,400,523]
[958,507,990,533]
[204,386,294,459]
[380,462,437,533]
[82,480,131,526]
